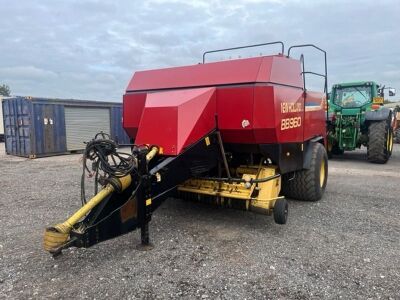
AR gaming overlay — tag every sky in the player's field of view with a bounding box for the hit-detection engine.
[0,0,399,101]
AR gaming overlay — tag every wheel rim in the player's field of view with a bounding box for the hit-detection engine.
[387,129,393,152]
[319,158,326,188]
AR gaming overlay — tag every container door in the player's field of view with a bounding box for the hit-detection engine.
[32,104,66,156]
[2,98,32,156]
[15,98,32,156]
[43,105,56,153]
[2,100,18,154]
[65,107,110,151]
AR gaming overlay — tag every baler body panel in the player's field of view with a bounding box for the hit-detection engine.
[123,55,326,155]
[304,91,327,142]
[127,55,303,92]
[123,92,146,138]
[134,87,216,155]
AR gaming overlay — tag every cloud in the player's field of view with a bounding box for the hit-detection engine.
[0,0,399,101]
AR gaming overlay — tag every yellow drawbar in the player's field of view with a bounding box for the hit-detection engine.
[43,174,132,252]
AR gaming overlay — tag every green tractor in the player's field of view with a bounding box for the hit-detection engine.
[327,81,395,163]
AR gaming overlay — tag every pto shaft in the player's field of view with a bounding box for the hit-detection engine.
[44,175,132,252]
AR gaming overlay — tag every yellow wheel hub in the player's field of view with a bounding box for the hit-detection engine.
[320,159,326,188]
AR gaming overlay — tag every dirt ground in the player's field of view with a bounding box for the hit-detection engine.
[0,142,399,299]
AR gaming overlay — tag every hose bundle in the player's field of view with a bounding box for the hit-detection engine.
[80,132,136,205]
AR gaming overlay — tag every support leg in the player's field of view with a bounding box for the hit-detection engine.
[136,222,154,251]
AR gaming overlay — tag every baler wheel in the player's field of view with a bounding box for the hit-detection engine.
[281,143,328,202]
[367,120,392,164]
[273,198,288,224]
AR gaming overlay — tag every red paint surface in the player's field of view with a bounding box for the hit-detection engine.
[127,55,302,91]
[134,88,216,155]
[123,93,146,138]
[123,55,326,155]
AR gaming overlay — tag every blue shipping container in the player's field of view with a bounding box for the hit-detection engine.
[2,97,130,158]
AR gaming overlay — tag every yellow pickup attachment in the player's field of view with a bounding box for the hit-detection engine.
[178,165,282,215]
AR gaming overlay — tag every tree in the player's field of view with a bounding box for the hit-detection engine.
[0,84,11,96]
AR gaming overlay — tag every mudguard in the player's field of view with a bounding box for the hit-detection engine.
[365,107,391,121]
[303,136,324,169]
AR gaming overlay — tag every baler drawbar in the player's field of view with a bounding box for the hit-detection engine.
[44,42,329,257]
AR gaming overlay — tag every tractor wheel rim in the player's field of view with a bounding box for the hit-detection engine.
[320,159,326,188]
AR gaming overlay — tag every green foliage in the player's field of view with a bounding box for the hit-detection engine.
[0,84,11,96]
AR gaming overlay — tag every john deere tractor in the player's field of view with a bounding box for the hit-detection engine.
[327,81,395,163]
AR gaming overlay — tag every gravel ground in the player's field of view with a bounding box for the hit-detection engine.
[0,142,399,299]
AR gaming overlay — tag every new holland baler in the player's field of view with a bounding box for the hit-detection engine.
[44,42,329,256]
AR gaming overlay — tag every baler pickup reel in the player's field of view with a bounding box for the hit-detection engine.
[43,131,286,257]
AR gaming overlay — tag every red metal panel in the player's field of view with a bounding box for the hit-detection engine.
[136,105,178,153]
[273,86,304,144]
[123,55,326,152]
[123,93,146,138]
[127,55,302,92]
[135,88,216,155]
[267,56,303,88]
[177,90,216,151]
[128,57,263,91]
[217,87,255,143]
[303,91,327,141]
[252,86,277,143]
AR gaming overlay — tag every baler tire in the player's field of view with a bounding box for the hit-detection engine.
[281,143,328,202]
[273,198,288,225]
[367,120,392,164]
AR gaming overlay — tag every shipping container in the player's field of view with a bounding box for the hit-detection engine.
[1,97,130,158]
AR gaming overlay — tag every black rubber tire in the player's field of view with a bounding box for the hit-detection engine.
[281,143,328,201]
[327,142,343,159]
[331,145,344,155]
[395,129,400,144]
[367,120,392,164]
[273,198,288,224]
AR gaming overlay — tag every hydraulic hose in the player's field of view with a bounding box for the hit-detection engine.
[198,173,281,184]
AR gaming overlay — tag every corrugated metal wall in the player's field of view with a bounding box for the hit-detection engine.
[65,107,111,151]
[2,98,32,156]
[3,97,129,157]
[111,106,130,144]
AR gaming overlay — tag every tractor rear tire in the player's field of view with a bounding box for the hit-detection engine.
[395,129,400,144]
[273,198,288,224]
[332,145,344,155]
[281,143,328,202]
[367,120,393,164]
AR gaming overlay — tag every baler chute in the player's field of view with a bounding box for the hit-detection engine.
[44,42,329,257]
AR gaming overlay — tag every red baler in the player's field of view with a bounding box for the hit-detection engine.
[44,42,329,256]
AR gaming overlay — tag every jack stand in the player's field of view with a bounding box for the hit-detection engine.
[136,223,154,251]
[136,147,154,251]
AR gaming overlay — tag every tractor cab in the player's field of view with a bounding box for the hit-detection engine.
[330,81,379,111]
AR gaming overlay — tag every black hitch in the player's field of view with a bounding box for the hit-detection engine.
[62,132,219,252]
